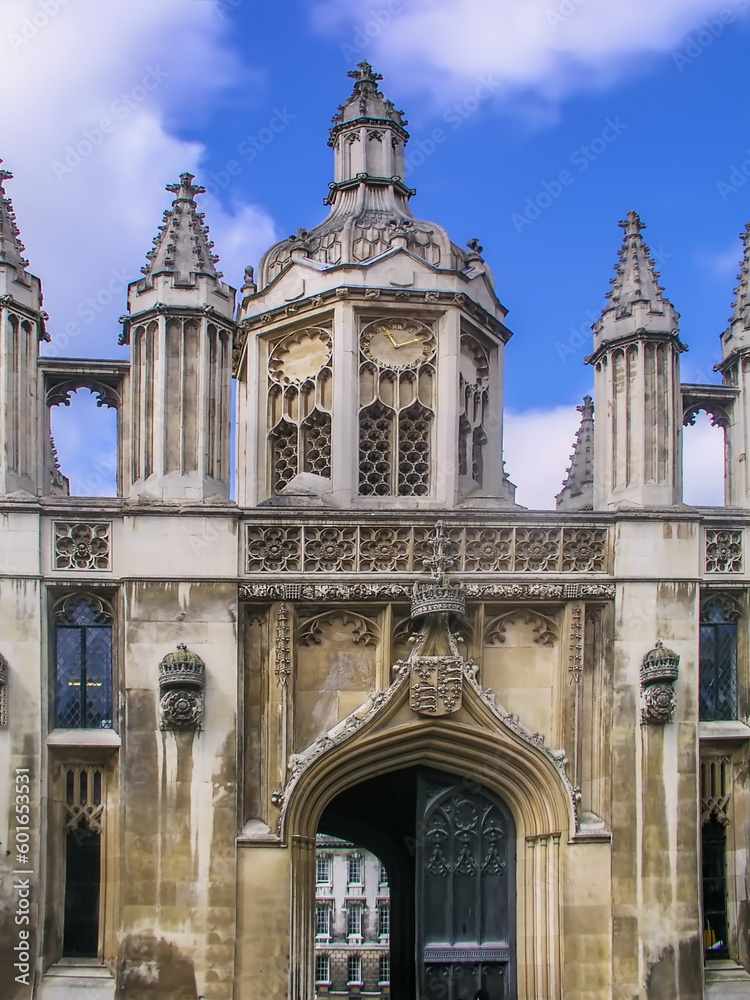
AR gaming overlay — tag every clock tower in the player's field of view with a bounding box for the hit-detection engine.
[234,62,517,509]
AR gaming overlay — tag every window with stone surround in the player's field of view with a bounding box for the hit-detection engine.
[316,902,331,938]
[347,901,363,937]
[700,594,739,721]
[347,953,362,985]
[358,317,436,497]
[53,594,113,730]
[267,325,333,494]
[316,852,332,886]
[315,953,330,984]
[347,852,363,886]
[379,954,390,984]
[378,901,390,937]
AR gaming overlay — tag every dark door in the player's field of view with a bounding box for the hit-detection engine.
[417,772,516,1000]
[702,817,729,959]
[63,824,101,957]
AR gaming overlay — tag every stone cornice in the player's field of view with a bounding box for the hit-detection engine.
[233,285,511,375]
[585,328,687,367]
[239,581,616,602]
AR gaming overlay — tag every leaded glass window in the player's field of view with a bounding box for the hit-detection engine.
[700,596,739,721]
[54,595,113,729]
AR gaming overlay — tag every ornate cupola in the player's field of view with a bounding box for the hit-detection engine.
[0,160,46,496]
[588,212,686,510]
[235,65,517,511]
[123,173,236,501]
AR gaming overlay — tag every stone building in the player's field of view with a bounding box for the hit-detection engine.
[1,60,750,999]
[314,836,390,997]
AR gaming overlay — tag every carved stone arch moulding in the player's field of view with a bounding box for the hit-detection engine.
[484,608,559,647]
[683,402,731,430]
[296,609,380,648]
[701,590,742,621]
[282,671,575,1000]
[46,378,121,409]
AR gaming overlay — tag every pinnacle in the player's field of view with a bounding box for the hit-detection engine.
[0,159,30,271]
[141,172,223,281]
[556,395,594,511]
[331,62,408,130]
[593,210,680,345]
[727,222,750,331]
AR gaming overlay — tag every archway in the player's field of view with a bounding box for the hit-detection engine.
[318,766,516,1000]
[284,682,572,1000]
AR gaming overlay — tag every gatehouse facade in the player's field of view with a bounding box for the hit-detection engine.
[1,62,750,999]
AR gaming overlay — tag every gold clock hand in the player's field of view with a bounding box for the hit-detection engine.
[392,335,424,348]
[382,329,399,347]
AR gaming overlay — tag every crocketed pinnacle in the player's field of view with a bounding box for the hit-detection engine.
[593,211,680,348]
[722,223,750,357]
[0,160,29,271]
[556,395,594,511]
[141,172,222,281]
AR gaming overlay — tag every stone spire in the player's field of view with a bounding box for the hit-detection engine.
[0,160,29,273]
[141,172,222,283]
[720,222,750,358]
[592,211,680,350]
[556,396,594,511]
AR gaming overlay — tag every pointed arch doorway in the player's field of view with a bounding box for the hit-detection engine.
[318,766,517,1000]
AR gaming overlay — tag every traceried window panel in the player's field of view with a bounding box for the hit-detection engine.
[700,595,740,721]
[267,326,332,494]
[359,317,436,496]
[458,331,490,486]
[54,594,113,729]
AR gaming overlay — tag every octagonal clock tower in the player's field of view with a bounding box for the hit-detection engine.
[234,62,517,510]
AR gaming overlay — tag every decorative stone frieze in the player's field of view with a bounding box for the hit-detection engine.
[0,651,7,726]
[705,528,743,573]
[640,641,680,725]
[158,643,206,730]
[244,521,610,575]
[239,581,616,602]
[53,521,111,570]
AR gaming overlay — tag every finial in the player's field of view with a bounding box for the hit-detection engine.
[0,158,12,185]
[347,61,383,94]
[165,172,206,202]
[466,238,484,255]
[577,395,594,418]
[619,210,645,237]
[422,520,455,582]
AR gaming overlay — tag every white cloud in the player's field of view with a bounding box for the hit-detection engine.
[0,0,276,359]
[505,405,726,509]
[313,0,746,108]
[504,405,581,509]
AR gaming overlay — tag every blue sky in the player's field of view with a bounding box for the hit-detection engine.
[2,0,748,505]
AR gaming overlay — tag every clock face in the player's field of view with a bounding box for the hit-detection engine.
[361,319,436,369]
[269,328,331,384]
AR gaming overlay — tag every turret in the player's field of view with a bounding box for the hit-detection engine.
[122,173,236,501]
[0,160,46,496]
[588,212,686,510]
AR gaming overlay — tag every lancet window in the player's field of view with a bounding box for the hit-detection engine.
[700,594,740,721]
[267,326,333,493]
[53,594,113,730]
[458,331,490,486]
[358,317,436,497]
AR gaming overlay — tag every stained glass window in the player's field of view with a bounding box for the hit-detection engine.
[54,595,113,729]
[700,597,738,722]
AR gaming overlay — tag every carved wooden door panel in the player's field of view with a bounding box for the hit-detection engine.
[417,772,516,1000]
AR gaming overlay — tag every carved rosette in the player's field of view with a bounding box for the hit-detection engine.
[158,643,205,730]
[640,640,679,725]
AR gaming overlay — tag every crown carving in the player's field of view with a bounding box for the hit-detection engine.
[159,643,205,690]
[411,582,466,618]
[641,640,680,685]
